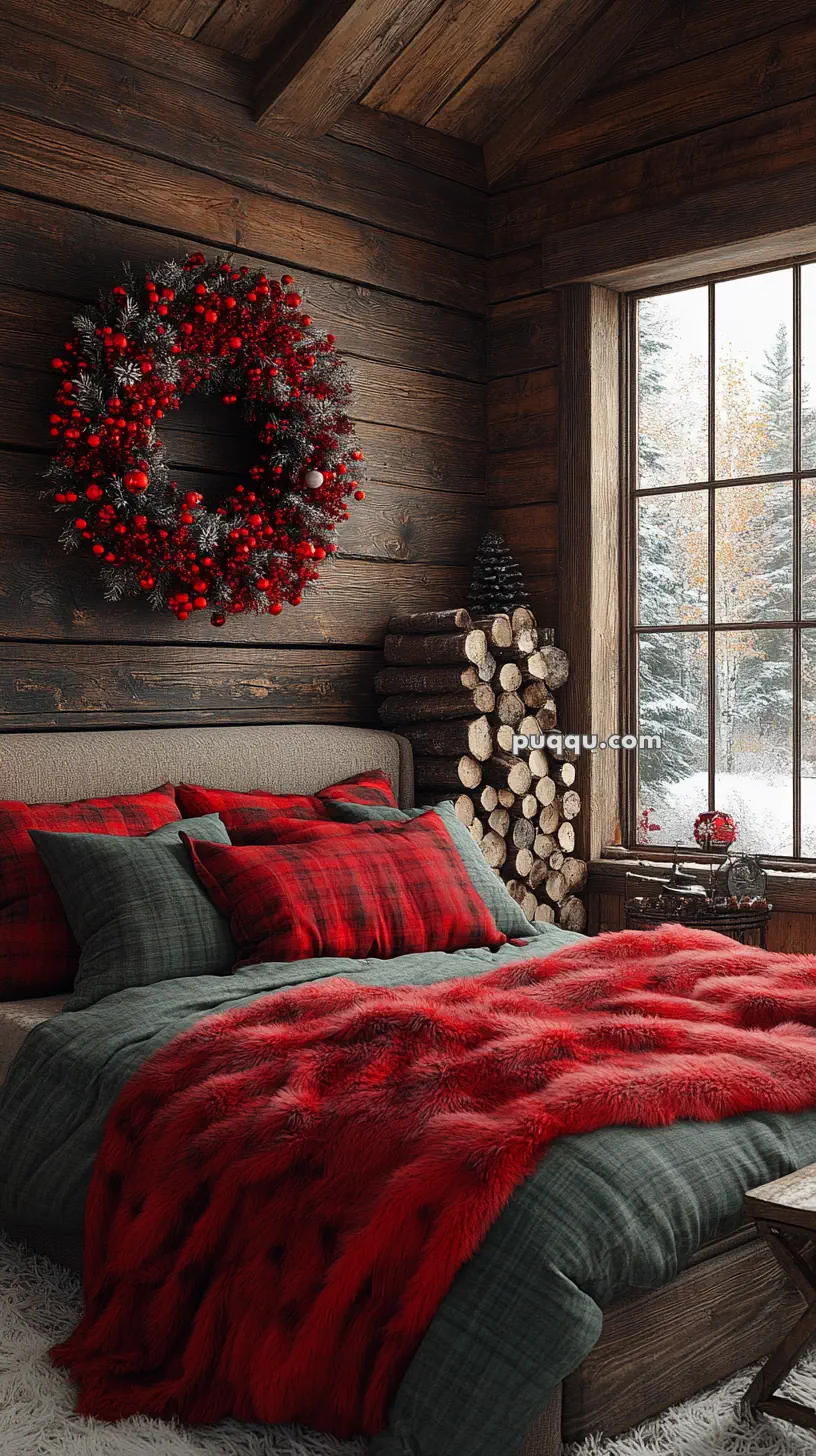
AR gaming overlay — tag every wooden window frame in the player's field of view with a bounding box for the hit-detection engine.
[618,252,816,870]
[558,283,621,864]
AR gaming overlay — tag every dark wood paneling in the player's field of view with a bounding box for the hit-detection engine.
[483,0,675,187]
[0,198,484,383]
[0,534,469,645]
[0,368,485,495]
[0,0,485,734]
[329,105,486,190]
[488,247,542,305]
[137,0,222,40]
[538,161,816,290]
[252,0,444,135]
[487,369,558,452]
[0,16,484,255]
[767,912,816,953]
[489,293,559,377]
[345,359,484,441]
[501,12,816,189]
[525,573,558,630]
[8,0,251,101]
[0,109,483,312]
[0,452,482,568]
[429,0,605,145]
[611,0,816,92]
[487,446,558,508]
[0,642,380,729]
[489,503,557,575]
[362,0,536,125]
[494,95,816,252]
[335,483,483,564]
[197,0,302,59]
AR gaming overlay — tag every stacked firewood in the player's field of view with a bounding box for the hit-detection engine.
[376,606,587,933]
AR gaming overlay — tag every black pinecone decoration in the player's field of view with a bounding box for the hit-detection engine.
[468,531,530,616]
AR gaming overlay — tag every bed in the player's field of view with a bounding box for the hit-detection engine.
[0,722,810,1456]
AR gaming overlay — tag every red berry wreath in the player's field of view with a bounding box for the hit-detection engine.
[46,252,365,625]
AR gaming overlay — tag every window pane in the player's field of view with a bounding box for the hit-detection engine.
[802,263,816,470]
[804,629,816,856]
[637,290,707,490]
[715,481,792,622]
[805,478,816,619]
[637,631,707,846]
[715,628,793,854]
[715,269,793,478]
[638,491,707,626]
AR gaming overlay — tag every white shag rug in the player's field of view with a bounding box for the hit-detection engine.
[2,1231,814,1455]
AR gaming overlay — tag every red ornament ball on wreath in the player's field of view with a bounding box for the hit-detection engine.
[46,252,364,625]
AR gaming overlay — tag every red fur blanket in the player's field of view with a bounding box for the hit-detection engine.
[54,925,816,1434]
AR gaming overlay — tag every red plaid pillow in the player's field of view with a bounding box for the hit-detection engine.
[0,785,180,998]
[175,771,397,838]
[184,813,505,966]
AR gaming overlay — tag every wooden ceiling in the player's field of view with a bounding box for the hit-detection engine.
[99,0,670,184]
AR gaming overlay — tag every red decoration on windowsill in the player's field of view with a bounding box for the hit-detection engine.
[46,253,365,625]
[693,810,738,851]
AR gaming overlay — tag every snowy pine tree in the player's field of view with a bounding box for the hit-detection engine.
[468,531,529,616]
[637,298,671,482]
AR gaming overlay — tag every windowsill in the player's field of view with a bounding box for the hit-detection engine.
[590,849,816,915]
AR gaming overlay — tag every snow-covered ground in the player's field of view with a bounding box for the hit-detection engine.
[642,772,816,856]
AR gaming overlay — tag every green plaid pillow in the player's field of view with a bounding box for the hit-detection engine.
[324,799,533,939]
[32,815,236,1011]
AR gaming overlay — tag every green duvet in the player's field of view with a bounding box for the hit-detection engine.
[3,925,816,1456]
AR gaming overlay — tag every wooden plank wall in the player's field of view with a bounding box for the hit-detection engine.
[490,0,816,281]
[487,283,560,629]
[0,0,487,733]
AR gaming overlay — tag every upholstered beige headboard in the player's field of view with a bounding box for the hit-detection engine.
[0,725,414,809]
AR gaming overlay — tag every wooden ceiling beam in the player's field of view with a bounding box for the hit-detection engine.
[253,0,442,134]
[483,0,673,188]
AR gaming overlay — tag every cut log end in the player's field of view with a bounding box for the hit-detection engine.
[557,820,576,853]
[561,857,588,893]
[511,606,536,634]
[481,829,507,869]
[559,896,587,932]
[545,869,567,905]
[454,794,475,827]
[496,691,524,727]
[499,661,523,692]
[535,776,556,807]
[473,613,513,649]
[520,891,538,921]
[515,847,534,879]
[488,807,510,837]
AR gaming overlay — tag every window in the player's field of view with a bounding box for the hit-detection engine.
[627,261,816,859]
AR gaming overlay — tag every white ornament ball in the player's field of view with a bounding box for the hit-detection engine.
[304,470,325,490]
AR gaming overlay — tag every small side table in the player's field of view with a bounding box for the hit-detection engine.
[742,1165,816,1431]
[625,902,771,948]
